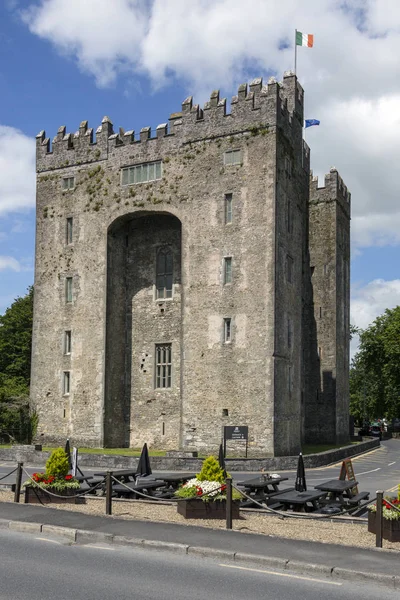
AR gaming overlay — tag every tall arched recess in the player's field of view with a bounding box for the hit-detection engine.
[104,212,182,448]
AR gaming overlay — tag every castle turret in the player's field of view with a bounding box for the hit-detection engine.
[306,168,351,443]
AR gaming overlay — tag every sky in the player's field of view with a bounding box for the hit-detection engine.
[0,0,399,359]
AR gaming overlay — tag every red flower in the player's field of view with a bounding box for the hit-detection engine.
[195,486,202,497]
[65,475,73,481]
[221,485,226,493]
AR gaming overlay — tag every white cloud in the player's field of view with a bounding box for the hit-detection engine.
[0,256,22,272]
[21,0,148,87]
[0,125,35,216]
[18,0,400,248]
[350,278,400,358]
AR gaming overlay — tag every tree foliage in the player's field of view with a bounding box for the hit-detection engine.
[350,306,400,422]
[0,287,34,441]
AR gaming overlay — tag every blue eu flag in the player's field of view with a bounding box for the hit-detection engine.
[305,119,320,128]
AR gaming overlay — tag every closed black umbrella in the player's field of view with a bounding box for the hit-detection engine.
[137,443,152,477]
[65,438,72,470]
[218,443,227,478]
[295,452,307,492]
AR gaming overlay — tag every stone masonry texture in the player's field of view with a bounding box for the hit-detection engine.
[30,73,351,456]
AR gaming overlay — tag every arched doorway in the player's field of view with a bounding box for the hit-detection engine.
[104,212,182,447]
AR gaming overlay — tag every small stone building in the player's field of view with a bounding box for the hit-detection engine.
[30,72,350,456]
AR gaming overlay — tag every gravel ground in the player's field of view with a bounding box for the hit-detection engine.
[1,488,399,551]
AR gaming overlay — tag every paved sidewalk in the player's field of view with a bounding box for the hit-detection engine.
[0,500,399,589]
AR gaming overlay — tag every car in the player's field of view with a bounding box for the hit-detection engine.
[369,422,383,439]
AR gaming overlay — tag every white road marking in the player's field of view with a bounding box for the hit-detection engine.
[35,537,62,545]
[354,467,381,476]
[219,563,342,586]
[82,545,115,551]
[388,462,396,466]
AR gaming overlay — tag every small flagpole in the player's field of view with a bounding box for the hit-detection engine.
[294,29,297,75]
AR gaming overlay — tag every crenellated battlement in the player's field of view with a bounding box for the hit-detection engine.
[36,72,304,172]
[309,167,351,217]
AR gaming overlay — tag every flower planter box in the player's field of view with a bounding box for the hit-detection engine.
[24,485,85,505]
[177,499,240,519]
[368,511,400,542]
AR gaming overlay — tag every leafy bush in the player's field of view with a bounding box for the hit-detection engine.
[196,455,228,483]
[45,448,69,477]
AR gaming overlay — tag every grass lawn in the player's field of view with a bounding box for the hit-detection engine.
[0,441,360,457]
[302,442,359,455]
[43,446,167,457]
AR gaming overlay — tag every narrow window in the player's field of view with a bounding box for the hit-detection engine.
[66,217,73,245]
[288,365,293,393]
[287,200,293,234]
[225,194,233,224]
[224,257,232,284]
[319,306,322,319]
[64,330,71,355]
[156,247,173,299]
[286,255,293,284]
[63,371,70,395]
[224,318,232,343]
[155,344,172,388]
[287,317,293,349]
[224,149,242,166]
[62,177,75,191]
[310,265,315,277]
[324,264,328,275]
[66,277,73,303]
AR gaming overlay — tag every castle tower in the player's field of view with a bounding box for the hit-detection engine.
[30,73,349,455]
[306,169,351,443]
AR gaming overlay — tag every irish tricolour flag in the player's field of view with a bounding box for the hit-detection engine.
[296,31,314,47]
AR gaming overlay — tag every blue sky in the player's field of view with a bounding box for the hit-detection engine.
[1,0,399,357]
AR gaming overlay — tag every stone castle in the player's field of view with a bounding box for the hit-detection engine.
[30,72,350,456]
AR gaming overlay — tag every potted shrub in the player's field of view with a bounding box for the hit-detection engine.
[175,455,242,519]
[367,487,400,542]
[24,447,84,504]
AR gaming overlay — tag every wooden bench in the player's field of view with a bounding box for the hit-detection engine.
[347,491,370,505]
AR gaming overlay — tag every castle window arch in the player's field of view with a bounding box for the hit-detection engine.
[156,246,173,299]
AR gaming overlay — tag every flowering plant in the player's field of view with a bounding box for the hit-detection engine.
[368,496,400,521]
[24,447,79,491]
[26,472,80,491]
[175,455,243,503]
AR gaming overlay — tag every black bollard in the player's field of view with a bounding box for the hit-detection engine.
[226,477,232,530]
[375,490,383,548]
[14,462,23,503]
[106,471,113,516]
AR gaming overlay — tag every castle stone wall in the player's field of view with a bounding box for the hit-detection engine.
[30,73,350,455]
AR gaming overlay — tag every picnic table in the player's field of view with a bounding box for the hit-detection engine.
[273,489,327,512]
[236,476,290,506]
[314,479,360,504]
[156,473,197,496]
[111,480,166,499]
[93,469,138,483]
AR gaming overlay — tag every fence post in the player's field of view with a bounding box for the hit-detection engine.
[376,490,383,548]
[14,462,23,503]
[226,477,232,530]
[106,471,113,516]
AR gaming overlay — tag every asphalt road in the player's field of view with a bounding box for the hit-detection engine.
[1,439,399,497]
[0,528,390,600]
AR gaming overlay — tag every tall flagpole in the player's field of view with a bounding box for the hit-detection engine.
[294,29,297,75]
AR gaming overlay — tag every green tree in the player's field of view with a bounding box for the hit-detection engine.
[0,287,34,441]
[350,306,400,422]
